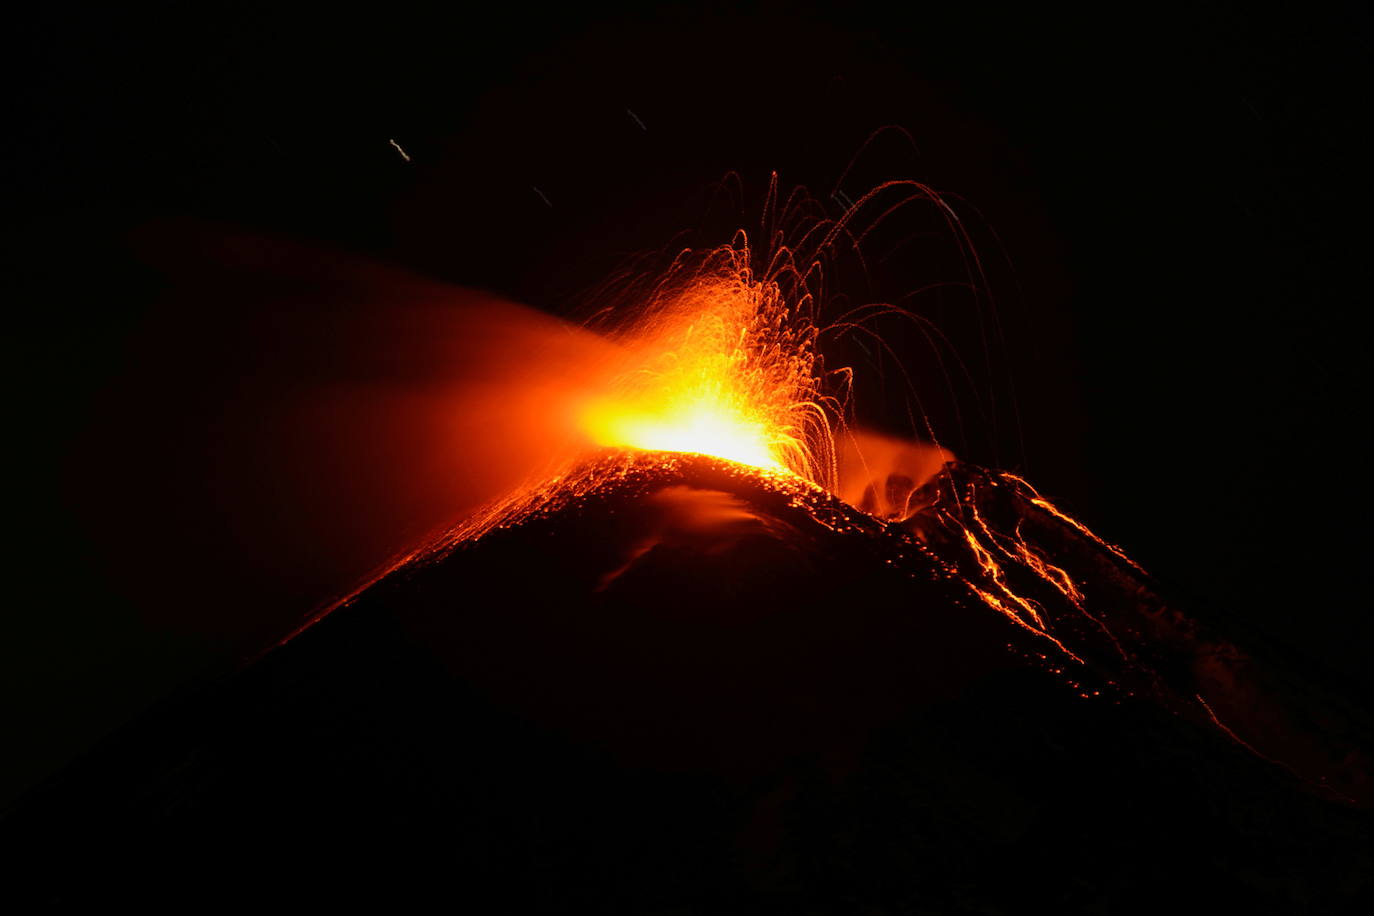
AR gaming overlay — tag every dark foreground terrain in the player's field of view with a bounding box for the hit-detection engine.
[5,454,1371,912]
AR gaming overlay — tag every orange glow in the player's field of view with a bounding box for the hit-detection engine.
[575,239,835,482]
[836,430,953,519]
[582,399,784,472]
[577,288,790,472]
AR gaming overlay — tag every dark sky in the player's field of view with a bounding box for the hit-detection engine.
[6,1,1370,805]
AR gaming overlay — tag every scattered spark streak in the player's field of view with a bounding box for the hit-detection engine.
[388,138,411,162]
[532,186,553,208]
[626,108,647,131]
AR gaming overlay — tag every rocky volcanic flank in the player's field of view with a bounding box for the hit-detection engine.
[6,453,1372,911]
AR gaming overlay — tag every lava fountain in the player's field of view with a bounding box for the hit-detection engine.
[576,237,833,481]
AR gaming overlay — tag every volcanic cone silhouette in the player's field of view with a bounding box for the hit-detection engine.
[5,453,1372,912]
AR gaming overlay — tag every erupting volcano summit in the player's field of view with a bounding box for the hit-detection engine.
[7,193,1372,912]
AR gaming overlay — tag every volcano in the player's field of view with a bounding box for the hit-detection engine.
[6,451,1371,911]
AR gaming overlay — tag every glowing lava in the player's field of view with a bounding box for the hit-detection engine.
[575,239,835,482]
[582,398,784,472]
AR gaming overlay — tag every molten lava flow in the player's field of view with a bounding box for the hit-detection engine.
[575,240,835,482]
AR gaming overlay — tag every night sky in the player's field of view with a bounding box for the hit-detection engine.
[7,1,1370,807]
